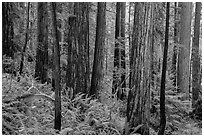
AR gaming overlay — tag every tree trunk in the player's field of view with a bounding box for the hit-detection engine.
[120,2,126,99]
[75,3,90,94]
[192,2,201,108]
[66,15,76,97]
[66,3,90,97]
[128,2,133,91]
[90,2,106,98]
[112,2,121,98]
[19,2,30,77]
[112,2,126,100]
[177,2,192,100]
[2,2,15,59]
[85,3,90,94]
[172,2,178,88]
[158,2,170,135]
[51,2,61,131]
[35,2,48,83]
[126,3,152,135]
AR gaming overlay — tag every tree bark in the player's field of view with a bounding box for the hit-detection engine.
[66,15,76,96]
[177,2,192,99]
[19,2,30,77]
[120,2,126,99]
[192,2,201,108]
[158,2,170,135]
[35,2,48,83]
[51,2,61,131]
[126,3,152,135]
[90,2,106,98]
[112,2,121,98]
[2,3,15,59]
[112,2,126,100]
[85,3,90,94]
[66,3,90,97]
[172,2,178,87]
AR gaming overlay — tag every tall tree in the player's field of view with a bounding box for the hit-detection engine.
[65,3,90,97]
[126,3,152,135]
[74,3,90,95]
[177,2,192,99]
[112,2,126,100]
[120,2,126,99]
[150,3,155,90]
[2,3,15,59]
[90,2,106,98]
[51,2,61,131]
[158,2,170,135]
[192,2,201,108]
[34,2,48,83]
[172,2,178,87]
[64,3,74,92]
[66,14,76,97]
[112,2,121,98]
[85,3,90,94]
[19,2,30,77]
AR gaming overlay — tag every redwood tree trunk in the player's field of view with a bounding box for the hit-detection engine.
[66,15,76,96]
[112,2,121,98]
[112,2,126,100]
[19,2,30,77]
[2,2,15,59]
[120,2,126,99]
[172,2,178,87]
[177,2,192,99]
[35,2,48,83]
[66,3,90,97]
[192,2,201,108]
[126,3,152,135]
[51,2,61,131]
[158,2,170,135]
[90,2,106,98]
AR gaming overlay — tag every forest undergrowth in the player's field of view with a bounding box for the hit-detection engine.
[2,73,202,135]
[150,71,202,135]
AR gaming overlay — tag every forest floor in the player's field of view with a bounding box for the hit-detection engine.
[2,73,202,135]
[167,96,202,135]
[150,91,202,135]
[172,117,202,135]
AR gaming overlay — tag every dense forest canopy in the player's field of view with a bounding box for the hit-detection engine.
[2,2,202,135]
